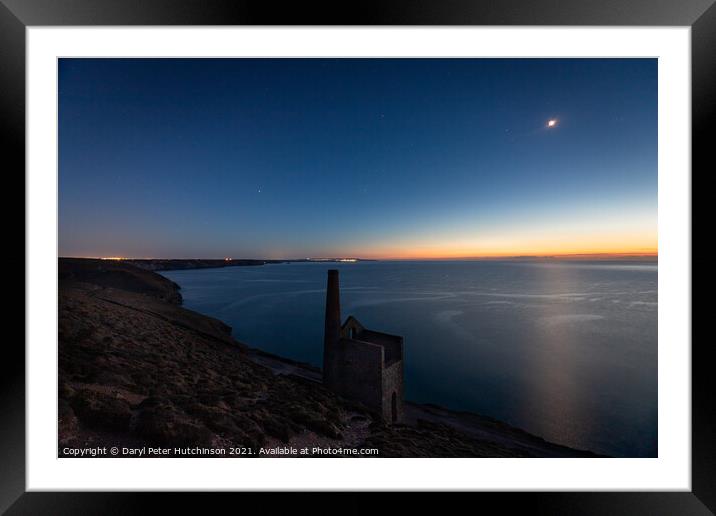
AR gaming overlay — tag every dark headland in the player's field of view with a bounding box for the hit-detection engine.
[124,257,374,272]
[58,257,601,457]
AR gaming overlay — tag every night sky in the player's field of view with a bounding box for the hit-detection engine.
[59,58,657,259]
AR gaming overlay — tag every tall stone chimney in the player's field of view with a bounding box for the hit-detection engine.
[323,269,341,388]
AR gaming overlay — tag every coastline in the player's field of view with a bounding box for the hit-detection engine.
[58,257,601,458]
[121,258,375,272]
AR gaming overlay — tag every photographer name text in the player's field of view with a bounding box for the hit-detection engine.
[60,445,379,457]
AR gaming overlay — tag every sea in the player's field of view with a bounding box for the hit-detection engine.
[162,260,657,457]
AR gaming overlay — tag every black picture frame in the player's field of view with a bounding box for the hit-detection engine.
[3,0,709,513]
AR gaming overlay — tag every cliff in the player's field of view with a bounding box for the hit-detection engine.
[58,258,600,457]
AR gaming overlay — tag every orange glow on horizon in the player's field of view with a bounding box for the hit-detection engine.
[72,248,657,262]
[76,230,658,262]
[350,246,658,261]
[78,243,658,262]
[337,235,658,261]
[336,224,658,260]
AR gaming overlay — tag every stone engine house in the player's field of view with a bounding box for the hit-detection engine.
[322,269,404,423]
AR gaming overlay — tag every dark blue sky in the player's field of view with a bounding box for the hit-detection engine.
[59,58,657,259]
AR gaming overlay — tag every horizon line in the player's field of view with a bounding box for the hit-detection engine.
[60,251,659,262]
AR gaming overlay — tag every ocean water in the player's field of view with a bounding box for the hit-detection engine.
[162,260,657,457]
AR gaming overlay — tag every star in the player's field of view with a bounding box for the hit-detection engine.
[547,119,558,128]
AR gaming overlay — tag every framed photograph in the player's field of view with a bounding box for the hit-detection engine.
[5,0,709,512]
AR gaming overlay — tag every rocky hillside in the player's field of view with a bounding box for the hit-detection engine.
[60,258,184,304]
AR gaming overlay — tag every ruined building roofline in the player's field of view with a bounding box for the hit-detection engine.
[341,316,402,342]
[338,337,384,353]
[340,315,364,331]
[359,328,403,343]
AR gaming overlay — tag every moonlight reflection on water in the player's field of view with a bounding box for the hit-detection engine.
[163,260,657,457]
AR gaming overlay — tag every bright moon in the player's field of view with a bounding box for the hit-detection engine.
[547,119,557,128]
